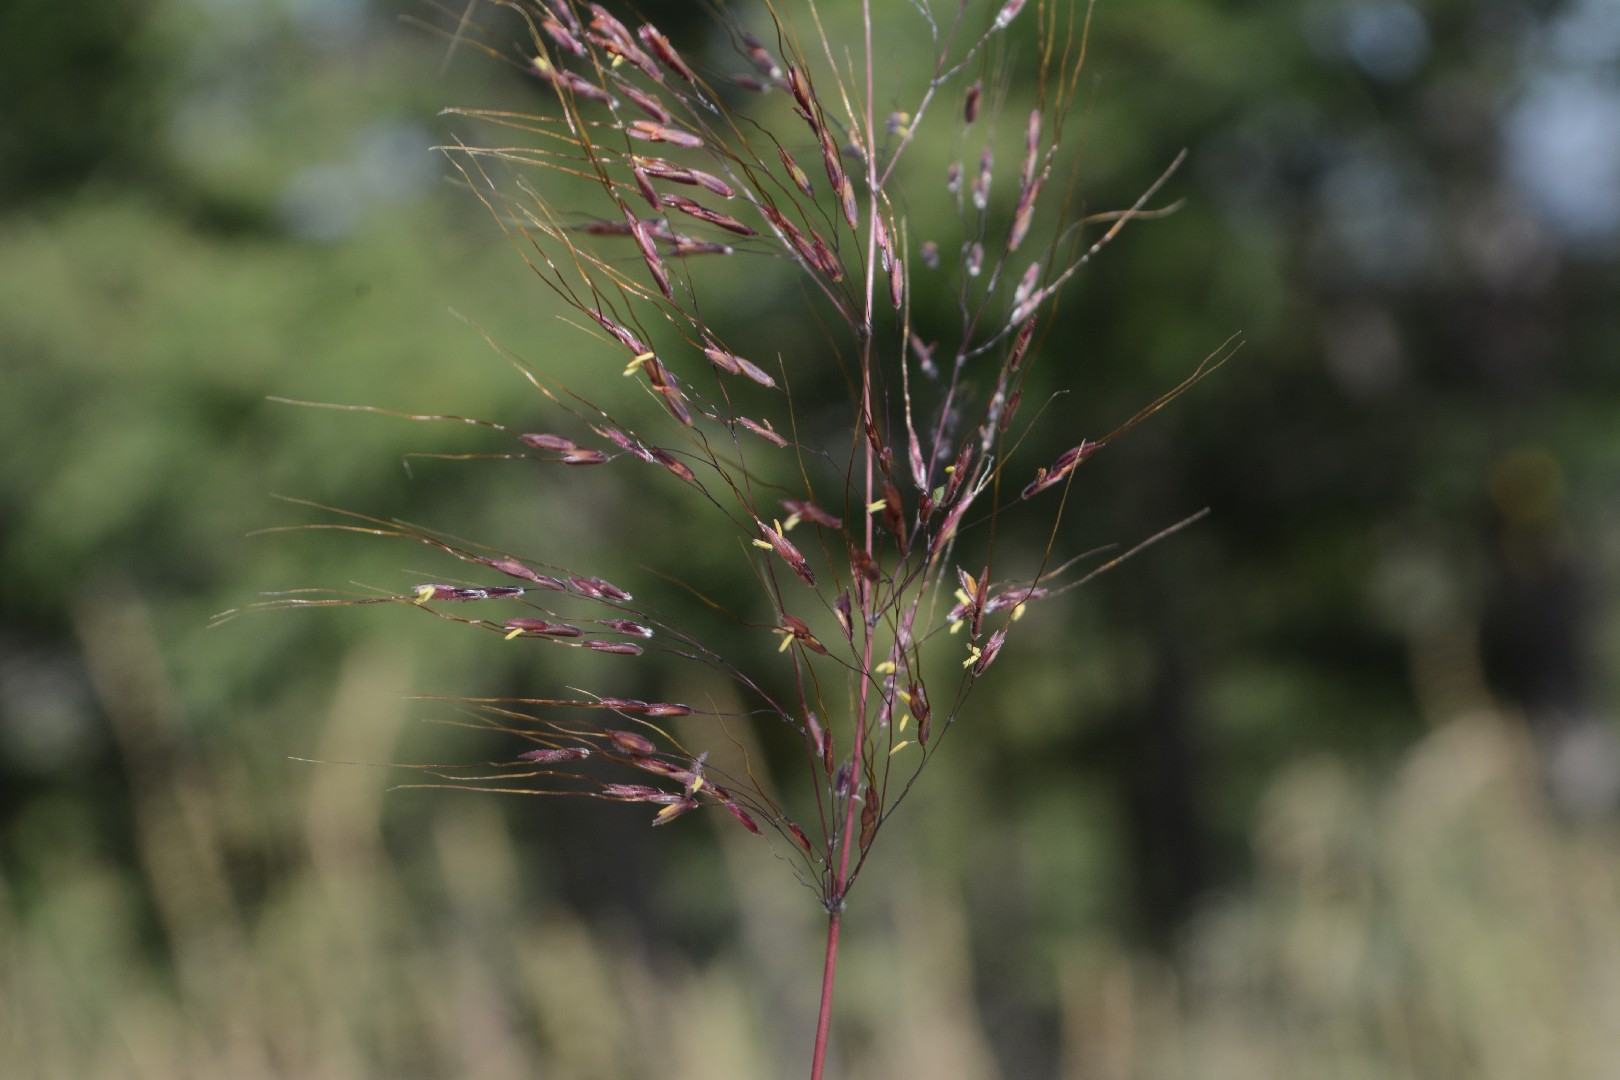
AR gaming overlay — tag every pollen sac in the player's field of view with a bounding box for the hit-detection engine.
[608,730,657,755]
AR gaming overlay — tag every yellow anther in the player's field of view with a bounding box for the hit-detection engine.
[414,584,436,605]
[954,589,972,606]
[898,711,911,732]
[949,619,964,634]
[782,513,802,532]
[504,627,524,641]
[962,644,983,669]
[690,775,707,793]
[752,538,775,550]
[624,351,655,376]
[944,464,956,474]
[777,631,795,653]
[889,740,910,756]
[1012,602,1028,621]
[875,660,896,675]
[865,498,887,513]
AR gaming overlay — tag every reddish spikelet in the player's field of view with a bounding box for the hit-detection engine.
[874,216,893,272]
[540,16,586,57]
[600,696,651,712]
[780,613,828,655]
[964,80,982,123]
[414,584,524,602]
[838,176,859,230]
[637,24,695,82]
[587,640,644,655]
[626,119,703,149]
[659,194,757,236]
[756,518,817,587]
[946,161,963,195]
[741,32,782,79]
[738,416,789,447]
[618,81,671,123]
[561,448,611,465]
[907,428,928,490]
[994,0,1029,29]
[600,619,654,637]
[668,236,734,257]
[833,591,853,641]
[849,545,880,583]
[628,162,660,210]
[653,798,700,825]
[880,481,908,556]
[921,240,940,269]
[778,146,814,196]
[601,782,666,800]
[999,388,1023,432]
[531,58,616,106]
[595,425,654,463]
[786,820,814,853]
[1008,317,1037,372]
[780,498,840,528]
[519,432,577,452]
[588,309,650,355]
[481,557,567,590]
[570,575,632,601]
[1013,262,1041,313]
[723,801,762,834]
[786,65,815,120]
[805,229,844,282]
[504,618,584,637]
[642,356,695,426]
[636,157,736,199]
[625,209,673,297]
[519,747,593,763]
[973,629,1007,675]
[700,336,771,388]
[966,241,984,277]
[644,703,693,718]
[732,74,770,93]
[816,127,845,198]
[889,256,904,309]
[1009,177,1043,252]
[650,447,696,482]
[587,5,660,79]
[1020,442,1104,499]
[909,681,933,745]
[972,145,993,210]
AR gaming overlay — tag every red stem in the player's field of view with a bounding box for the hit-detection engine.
[810,911,843,1080]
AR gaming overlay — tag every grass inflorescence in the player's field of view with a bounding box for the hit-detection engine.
[230,1,1229,1073]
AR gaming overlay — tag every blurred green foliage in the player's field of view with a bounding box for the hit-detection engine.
[3,0,1618,1076]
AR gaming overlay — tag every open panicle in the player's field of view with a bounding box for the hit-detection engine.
[250,3,1223,1077]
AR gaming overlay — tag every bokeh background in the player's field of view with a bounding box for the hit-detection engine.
[4,0,1620,1076]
